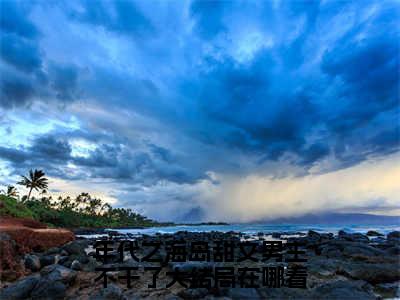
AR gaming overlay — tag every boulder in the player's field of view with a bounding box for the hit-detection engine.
[25,254,41,272]
[89,283,125,300]
[40,264,77,284]
[339,232,369,243]
[31,280,67,300]
[39,255,57,267]
[71,259,82,271]
[177,288,209,299]
[342,244,385,258]
[0,274,40,300]
[227,288,261,299]
[28,265,77,299]
[386,246,400,255]
[168,261,214,272]
[311,280,375,299]
[62,240,88,255]
[341,263,400,284]
[387,231,400,240]
[366,230,383,237]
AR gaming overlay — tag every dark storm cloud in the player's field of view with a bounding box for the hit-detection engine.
[0,0,398,184]
[0,131,205,185]
[190,0,227,39]
[0,1,81,108]
[0,73,35,108]
[0,33,42,73]
[71,0,154,37]
[48,63,79,101]
[0,1,39,39]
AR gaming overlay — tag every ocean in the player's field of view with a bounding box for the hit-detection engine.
[111,223,400,236]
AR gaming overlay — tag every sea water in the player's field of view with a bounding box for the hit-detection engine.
[112,223,400,236]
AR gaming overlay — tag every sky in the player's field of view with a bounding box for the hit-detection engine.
[0,0,399,222]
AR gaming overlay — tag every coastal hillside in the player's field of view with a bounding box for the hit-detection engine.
[0,194,161,229]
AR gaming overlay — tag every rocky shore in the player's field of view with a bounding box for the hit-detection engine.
[1,229,399,299]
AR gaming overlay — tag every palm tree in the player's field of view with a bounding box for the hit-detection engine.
[17,169,49,201]
[0,185,19,198]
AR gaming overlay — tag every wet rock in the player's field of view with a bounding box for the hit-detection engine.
[342,244,385,258]
[386,246,400,255]
[308,230,321,241]
[40,264,77,284]
[40,255,57,267]
[387,231,400,241]
[45,247,61,255]
[0,274,40,300]
[366,230,383,237]
[375,282,400,298]
[341,263,400,284]
[29,265,77,299]
[62,240,88,255]
[320,246,342,258]
[57,255,69,265]
[83,257,102,272]
[89,283,125,300]
[25,254,41,272]
[71,259,82,271]
[177,288,209,299]
[311,280,375,299]
[169,261,214,272]
[339,231,369,243]
[227,288,261,299]
[31,280,67,300]
[258,287,308,299]
[271,232,281,238]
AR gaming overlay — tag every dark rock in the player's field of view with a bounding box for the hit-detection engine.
[341,263,400,284]
[31,280,67,300]
[83,257,102,272]
[308,230,321,240]
[227,288,261,299]
[386,246,400,255]
[77,254,90,264]
[177,288,209,299]
[311,280,375,299]
[60,249,69,256]
[339,232,369,243]
[29,265,77,299]
[321,246,342,258]
[57,256,69,265]
[342,244,385,258]
[258,287,309,299]
[40,264,77,284]
[366,230,383,237]
[71,259,82,271]
[168,261,214,272]
[375,282,400,298]
[387,231,400,240]
[89,283,125,300]
[62,240,88,255]
[271,232,281,238]
[0,274,40,300]
[45,247,61,255]
[25,254,41,272]
[40,255,56,267]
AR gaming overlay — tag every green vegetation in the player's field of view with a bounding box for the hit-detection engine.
[0,194,35,219]
[0,169,169,228]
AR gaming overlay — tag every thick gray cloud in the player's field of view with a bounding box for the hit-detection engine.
[0,0,398,220]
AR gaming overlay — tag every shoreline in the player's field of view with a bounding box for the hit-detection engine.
[1,228,399,299]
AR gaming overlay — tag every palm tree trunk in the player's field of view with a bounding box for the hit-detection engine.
[27,187,33,201]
